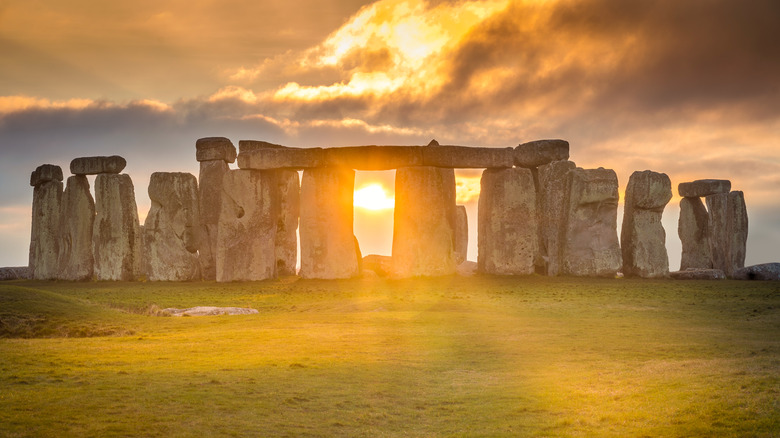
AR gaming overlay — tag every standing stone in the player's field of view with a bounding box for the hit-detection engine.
[728,191,748,273]
[561,168,622,277]
[144,172,201,281]
[537,160,576,276]
[217,170,279,282]
[198,160,230,280]
[58,175,95,280]
[621,170,673,278]
[299,167,359,279]
[29,165,63,280]
[478,168,538,275]
[454,205,468,265]
[93,174,142,281]
[275,170,300,276]
[392,166,457,277]
[678,197,712,270]
[706,191,748,277]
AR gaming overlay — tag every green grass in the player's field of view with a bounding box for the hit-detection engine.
[1,276,778,437]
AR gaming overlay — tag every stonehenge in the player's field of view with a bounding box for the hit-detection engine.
[23,137,763,283]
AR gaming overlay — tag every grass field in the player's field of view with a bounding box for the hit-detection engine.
[1,276,778,437]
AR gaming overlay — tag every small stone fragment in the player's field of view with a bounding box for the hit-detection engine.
[196,137,237,163]
[0,267,30,281]
[70,156,127,175]
[678,179,731,198]
[362,254,393,277]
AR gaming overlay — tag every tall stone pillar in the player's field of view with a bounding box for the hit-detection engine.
[299,167,359,279]
[58,175,95,280]
[454,205,468,265]
[196,137,237,280]
[678,197,712,270]
[478,167,538,275]
[621,170,673,278]
[29,164,63,280]
[392,166,457,277]
[93,173,142,281]
[144,172,201,281]
[537,160,576,276]
[275,170,300,276]
[706,191,748,277]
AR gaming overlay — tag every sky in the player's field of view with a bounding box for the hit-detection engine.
[1,0,778,269]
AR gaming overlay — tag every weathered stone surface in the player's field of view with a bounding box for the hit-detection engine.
[274,170,300,276]
[196,137,237,163]
[670,269,726,280]
[238,140,286,154]
[29,178,62,280]
[162,306,259,317]
[706,191,748,277]
[456,261,478,276]
[0,266,30,280]
[678,197,712,270]
[238,145,324,170]
[362,254,393,277]
[30,164,63,187]
[678,179,731,198]
[392,166,457,277]
[299,167,359,279]
[324,146,423,170]
[217,170,279,282]
[537,160,576,276]
[144,172,201,281]
[454,205,468,265]
[561,168,622,277]
[421,145,514,168]
[198,160,230,280]
[478,168,538,275]
[514,139,570,168]
[621,171,672,278]
[732,263,780,281]
[93,174,143,281]
[70,156,126,175]
[57,176,94,280]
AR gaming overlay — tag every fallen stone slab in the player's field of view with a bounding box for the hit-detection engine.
[732,263,780,281]
[30,164,63,187]
[362,254,393,277]
[0,267,30,280]
[324,146,423,170]
[670,269,726,280]
[421,145,514,168]
[196,137,237,163]
[162,306,259,317]
[678,179,731,198]
[514,139,570,168]
[238,145,324,170]
[456,261,478,277]
[70,156,126,175]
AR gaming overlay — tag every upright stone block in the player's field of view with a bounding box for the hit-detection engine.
[478,168,538,275]
[454,205,468,265]
[93,174,142,281]
[29,165,63,280]
[561,168,622,277]
[728,191,748,273]
[198,160,230,280]
[299,167,359,279]
[144,172,201,281]
[537,160,576,276]
[706,191,748,277]
[196,137,237,163]
[217,170,279,282]
[621,170,673,278]
[57,175,94,280]
[275,170,300,276]
[392,166,457,277]
[678,197,712,270]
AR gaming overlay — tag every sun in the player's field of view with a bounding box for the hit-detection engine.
[354,183,395,211]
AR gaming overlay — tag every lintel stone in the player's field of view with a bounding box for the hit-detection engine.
[30,164,63,186]
[70,156,127,175]
[678,179,731,198]
[196,137,237,163]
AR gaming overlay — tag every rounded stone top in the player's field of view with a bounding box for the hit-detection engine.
[626,170,672,210]
[30,164,63,186]
[70,155,126,175]
[678,179,731,198]
[196,137,237,163]
[515,139,570,168]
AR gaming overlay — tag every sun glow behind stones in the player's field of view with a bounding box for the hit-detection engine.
[354,183,395,211]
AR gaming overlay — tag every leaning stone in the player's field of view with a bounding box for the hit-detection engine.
[561,168,622,277]
[217,170,279,282]
[196,137,237,163]
[678,179,731,198]
[537,160,576,276]
[238,145,324,170]
[454,205,468,265]
[274,170,300,276]
[421,145,514,168]
[362,254,393,277]
[70,156,126,175]
[0,267,30,281]
[299,167,359,279]
[92,174,143,281]
[706,191,748,277]
[198,160,230,280]
[514,139,570,168]
[144,172,201,281]
[621,171,672,278]
[732,263,780,281]
[30,164,63,187]
[29,176,62,280]
[670,269,726,280]
[678,197,712,270]
[163,306,259,317]
[57,175,95,280]
[392,166,457,277]
[478,167,538,275]
[324,146,423,170]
